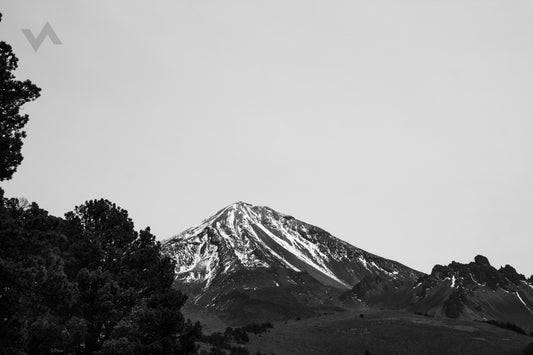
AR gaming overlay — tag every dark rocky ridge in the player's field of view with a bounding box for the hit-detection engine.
[344,255,533,331]
[425,254,527,291]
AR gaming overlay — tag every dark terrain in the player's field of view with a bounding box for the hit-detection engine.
[245,310,533,355]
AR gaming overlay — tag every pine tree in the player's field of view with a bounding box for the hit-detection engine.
[0,196,201,354]
[0,193,76,353]
[61,199,201,354]
[0,13,41,181]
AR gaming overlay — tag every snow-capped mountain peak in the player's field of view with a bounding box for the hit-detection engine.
[163,202,420,294]
[163,203,533,326]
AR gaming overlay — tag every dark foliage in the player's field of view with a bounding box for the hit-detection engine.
[0,196,201,353]
[241,322,273,335]
[202,332,230,348]
[201,323,274,354]
[0,192,72,353]
[0,13,41,181]
[225,327,249,344]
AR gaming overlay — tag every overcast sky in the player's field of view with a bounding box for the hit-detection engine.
[2,0,533,275]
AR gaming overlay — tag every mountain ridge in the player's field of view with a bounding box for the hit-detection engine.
[343,254,533,330]
[162,202,533,330]
[163,201,421,321]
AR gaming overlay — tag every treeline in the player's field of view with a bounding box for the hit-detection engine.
[0,196,202,353]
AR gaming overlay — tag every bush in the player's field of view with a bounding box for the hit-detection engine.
[201,332,229,348]
[201,322,274,354]
[242,322,274,334]
[225,327,249,343]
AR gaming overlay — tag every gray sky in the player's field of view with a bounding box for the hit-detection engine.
[2,0,533,276]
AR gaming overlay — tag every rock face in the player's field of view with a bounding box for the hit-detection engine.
[423,255,526,293]
[162,202,421,321]
[345,255,533,330]
[412,255,533,327]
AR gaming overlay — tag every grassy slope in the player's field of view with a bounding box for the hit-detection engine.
[245,310,532,355]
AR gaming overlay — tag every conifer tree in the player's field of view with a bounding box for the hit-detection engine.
[0,13,41,181]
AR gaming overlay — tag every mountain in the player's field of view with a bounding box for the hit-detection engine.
[345,255,533,331]
[162,202,421,321]
[411,255,533,328]
[163,201,533,331]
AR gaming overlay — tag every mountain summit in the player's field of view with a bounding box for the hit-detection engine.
[163,202,421,320]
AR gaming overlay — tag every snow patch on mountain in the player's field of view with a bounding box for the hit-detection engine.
[516,292,533,314]
[163,202,421,294]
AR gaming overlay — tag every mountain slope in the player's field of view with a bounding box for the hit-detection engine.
[162,202,421,320]
[411,255,533,329]
[345,255,533,331]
